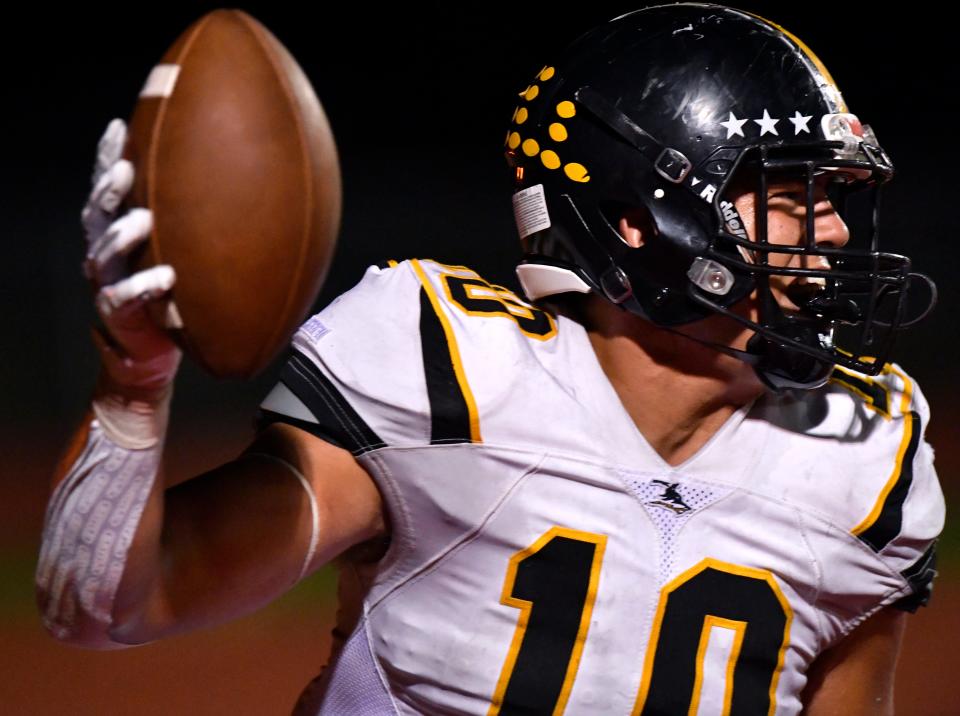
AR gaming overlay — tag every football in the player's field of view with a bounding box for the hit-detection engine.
[125,9,341,379]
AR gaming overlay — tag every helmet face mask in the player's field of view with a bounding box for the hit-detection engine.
[694,149,916,390]
[507,3,935,391]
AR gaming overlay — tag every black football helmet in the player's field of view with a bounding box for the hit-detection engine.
[505,3,936,390]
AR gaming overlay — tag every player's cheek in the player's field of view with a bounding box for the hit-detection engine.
[763,213,804,267]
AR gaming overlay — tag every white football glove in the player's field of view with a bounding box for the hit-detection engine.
[82,119,182,400]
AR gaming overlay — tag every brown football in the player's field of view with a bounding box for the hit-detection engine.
[125,9,341,379]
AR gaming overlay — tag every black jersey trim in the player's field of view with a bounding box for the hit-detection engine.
[254,408,347,450]
[269,350,387,456]
[418,287,477,444]
[830,368,892,418]
[855,409,922,552]
[892,542,938,612]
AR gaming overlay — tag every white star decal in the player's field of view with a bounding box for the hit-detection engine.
[789,111,813,134]
[754,109,779,136]
[719,112,748,139]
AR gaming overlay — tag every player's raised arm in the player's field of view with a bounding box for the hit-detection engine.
[35,120,385,649]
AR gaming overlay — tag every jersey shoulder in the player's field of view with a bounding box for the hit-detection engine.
[258,260,429,453]
[409,259,603,451]
[830,364,941,544]
[769,363,944,610]
[827,362,929,426]
[410,258,559,344]
[256,259,568,453]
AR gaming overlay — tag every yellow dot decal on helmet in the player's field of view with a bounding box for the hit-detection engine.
[508,132,521,150]
[564,162,590,182]
[548,123,568,142]
[556,100,576,118]
[524,85,540,101]
[541,150,561,170]
[522,138,540,157]
[516,107,529,125]
[538,66,555,81]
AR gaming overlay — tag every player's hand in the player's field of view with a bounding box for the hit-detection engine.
[82,118,182,400]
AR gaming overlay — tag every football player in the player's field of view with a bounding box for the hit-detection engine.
[37,5,944,715]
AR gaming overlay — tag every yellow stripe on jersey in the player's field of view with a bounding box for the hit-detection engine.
[425,259,477,275]
[851,365,915,538]
[689,616,747,716]
[411,259,482,443]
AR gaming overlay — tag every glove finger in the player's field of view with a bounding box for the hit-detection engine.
[91,118,127,188]
[81,160,135,243]
[95,266,182,373]
[80,159,133,258]
[85,208,153,285]
[95,265,177,319]
[97,159,134,214]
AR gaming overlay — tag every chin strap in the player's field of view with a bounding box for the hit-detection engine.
[659,321,833,392]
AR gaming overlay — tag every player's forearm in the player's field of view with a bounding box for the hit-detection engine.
[35,377,172,648]
[110,425,386,644]
[40,117,188,648]
[116,452,319,642]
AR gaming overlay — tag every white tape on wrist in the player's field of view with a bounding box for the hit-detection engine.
[243,452,320,582]
[36,421,162,648]
[91,385,172,450]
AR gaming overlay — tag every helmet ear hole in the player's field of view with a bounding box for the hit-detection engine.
[601,201,657,249]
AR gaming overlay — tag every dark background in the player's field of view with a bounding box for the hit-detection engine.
[4,1,958,444]
[3,2,956,713]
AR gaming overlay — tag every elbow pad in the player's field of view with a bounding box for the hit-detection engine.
[36,391,169,648]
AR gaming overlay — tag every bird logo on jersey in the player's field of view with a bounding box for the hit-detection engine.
[647,481,692,515]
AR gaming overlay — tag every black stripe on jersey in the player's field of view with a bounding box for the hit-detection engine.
[254,408,346,451]
[419,287,473,444]
[893,541,938,612]
[830,370,891,417]
[857,410,922,552]
[272,350,387,456]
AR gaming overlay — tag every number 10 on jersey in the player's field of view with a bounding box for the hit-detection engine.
[488,527,792,716]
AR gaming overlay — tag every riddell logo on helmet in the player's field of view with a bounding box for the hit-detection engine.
[698,183,717,203]
[720,200,748,240]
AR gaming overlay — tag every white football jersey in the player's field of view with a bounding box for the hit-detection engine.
[258,260,944,716]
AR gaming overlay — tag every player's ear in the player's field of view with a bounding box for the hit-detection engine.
[617,204,657,249]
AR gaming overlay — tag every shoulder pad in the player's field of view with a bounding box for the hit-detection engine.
[828,362,930,424]
[255,259,564,452]
[831,365,944,610]
[257,261,430,452]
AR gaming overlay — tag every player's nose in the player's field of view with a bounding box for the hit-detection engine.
[812,199,850,250]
